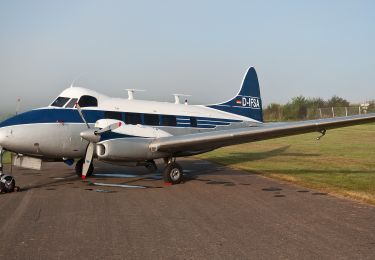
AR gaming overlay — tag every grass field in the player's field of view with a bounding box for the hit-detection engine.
[3,152,11,164]
[196,124,375,205]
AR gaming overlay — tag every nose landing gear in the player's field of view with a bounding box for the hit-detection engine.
[0,174,17,193]
[0,148,20,193]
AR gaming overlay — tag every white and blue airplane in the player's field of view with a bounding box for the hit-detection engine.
[0,67,374,185]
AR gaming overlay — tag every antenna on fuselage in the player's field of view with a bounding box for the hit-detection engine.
[70,74,85,88]
[125,89,145,100]
[15,98,21,115]
[173,94,191,104]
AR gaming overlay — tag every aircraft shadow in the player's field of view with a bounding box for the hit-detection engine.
[207,145,321,165]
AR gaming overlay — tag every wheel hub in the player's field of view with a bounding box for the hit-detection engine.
[170,168,181,181]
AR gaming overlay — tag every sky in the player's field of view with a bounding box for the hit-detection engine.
[0,0,374,113]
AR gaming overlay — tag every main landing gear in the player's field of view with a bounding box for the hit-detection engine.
[163,158,183,184]
[75,158,94,178]
[73,157,184,184]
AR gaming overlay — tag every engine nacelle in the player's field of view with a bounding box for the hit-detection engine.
[96,138,169,162]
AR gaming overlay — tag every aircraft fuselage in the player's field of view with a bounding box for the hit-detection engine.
[0,87,255,163]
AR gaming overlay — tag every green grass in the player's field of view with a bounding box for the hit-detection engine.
[196,124,375,204]
[2,152,11,164]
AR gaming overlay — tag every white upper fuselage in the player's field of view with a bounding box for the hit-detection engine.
[54,87,257,121]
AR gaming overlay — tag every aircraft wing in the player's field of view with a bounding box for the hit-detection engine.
[149,113,375,154]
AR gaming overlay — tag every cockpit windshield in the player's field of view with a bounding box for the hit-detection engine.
[65,98,78,108]
[50,95,98,108]
[51,97,70,107]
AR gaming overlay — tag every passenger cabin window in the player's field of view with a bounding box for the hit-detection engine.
[162,115,177,126]
[104,111,123,121]
[144,114,159,126]
[51,97,70,107]
[190,117,197,127]
[65,98,78,108]
[126,113,142,125]
[78,95,98,107]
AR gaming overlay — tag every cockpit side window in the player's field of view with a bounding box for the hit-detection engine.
[65,98,78,108]
[51,97,70,107]
[78,95,98,107]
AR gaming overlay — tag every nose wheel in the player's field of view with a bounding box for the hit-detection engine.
[0,148,20,193]
[163,160,183,184]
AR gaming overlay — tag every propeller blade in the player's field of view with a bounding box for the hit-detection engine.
[95,122,122,134]
[75,103,90,129]
[80,121,122,180]
[82,142,95,180]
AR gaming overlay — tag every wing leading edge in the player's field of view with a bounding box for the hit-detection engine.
[149,113,375,154]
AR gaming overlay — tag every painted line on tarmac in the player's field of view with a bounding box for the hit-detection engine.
[93,173,139,178]
[93,173,167,180]
[93,182,146,189]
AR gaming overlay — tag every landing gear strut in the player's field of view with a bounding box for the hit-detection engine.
[75,158,94,178]
[163,158,183,184]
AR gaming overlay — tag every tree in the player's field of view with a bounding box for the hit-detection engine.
[264,103,283,121]
[263,95,352,122]
[283,96,309,120]
[327,96,349,108]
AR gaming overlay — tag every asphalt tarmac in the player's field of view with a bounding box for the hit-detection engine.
[0,159,374,259]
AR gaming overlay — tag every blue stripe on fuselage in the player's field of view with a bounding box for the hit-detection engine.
[0,108,243,129]
[0,108,104,128]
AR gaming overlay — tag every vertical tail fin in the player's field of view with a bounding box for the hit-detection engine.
[208,67,263,122]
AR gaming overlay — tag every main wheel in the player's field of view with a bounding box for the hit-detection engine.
[163,162,183,184]
[75,159,94,178]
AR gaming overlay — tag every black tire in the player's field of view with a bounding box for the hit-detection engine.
[163,162,183,184]
[1,175,15,192]
[75,159,94,178]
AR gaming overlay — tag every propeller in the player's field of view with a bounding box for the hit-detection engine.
[75,103,122,179]
[76,103,90,129]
